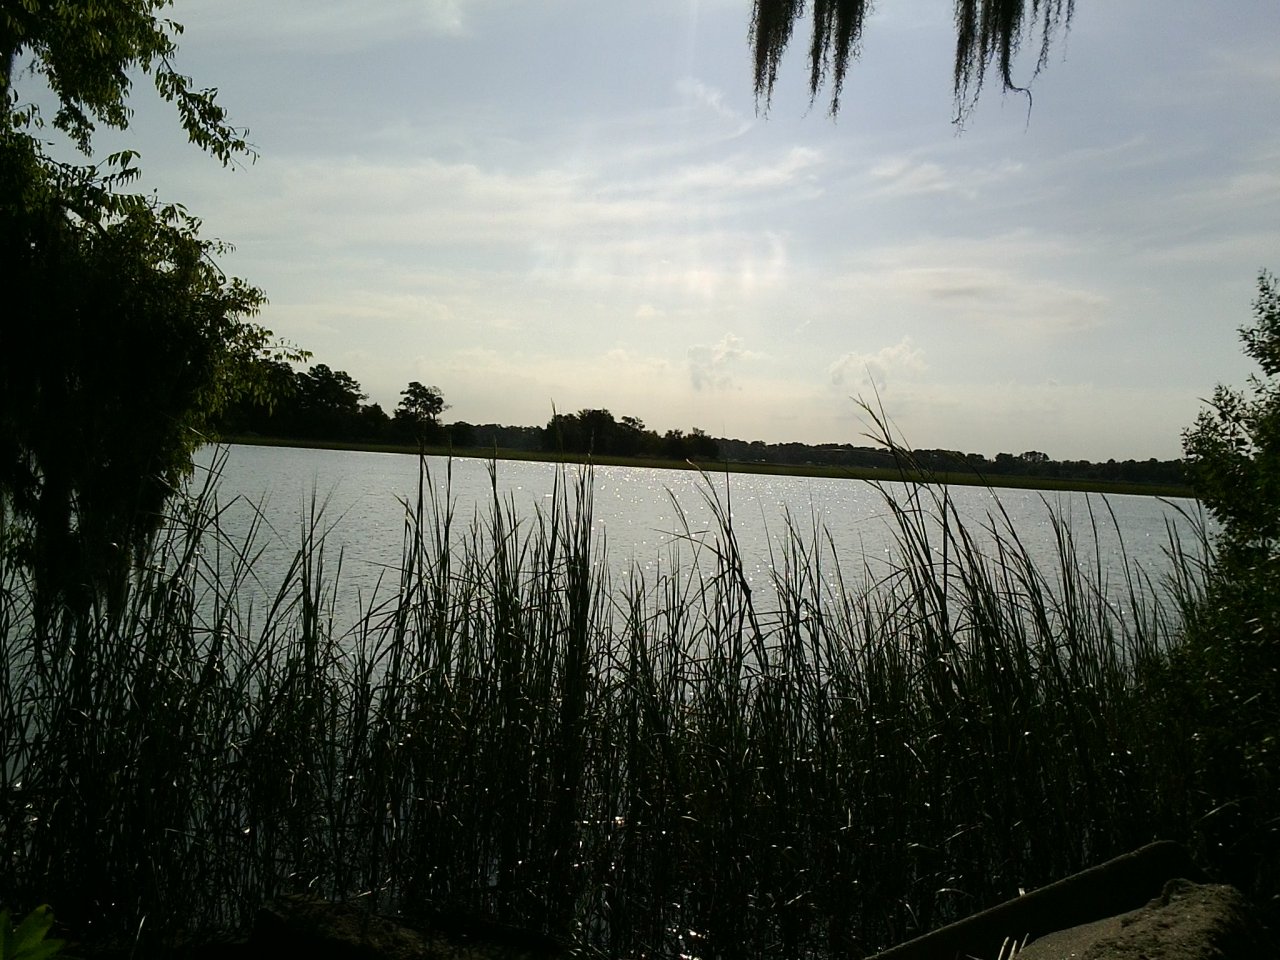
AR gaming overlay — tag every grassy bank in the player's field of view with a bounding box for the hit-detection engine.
[0,451,1260,958]
[223,433,1195,499]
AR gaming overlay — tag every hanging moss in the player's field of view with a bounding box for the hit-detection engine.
[750,0,1075,121]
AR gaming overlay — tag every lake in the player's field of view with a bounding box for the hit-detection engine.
[191,444,1206,634]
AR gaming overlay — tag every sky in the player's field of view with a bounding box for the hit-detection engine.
[49,0,1280,460]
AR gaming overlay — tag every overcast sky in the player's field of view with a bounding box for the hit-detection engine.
[67,0,1280,460]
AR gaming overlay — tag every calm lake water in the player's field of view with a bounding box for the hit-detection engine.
[193,444,1206,631]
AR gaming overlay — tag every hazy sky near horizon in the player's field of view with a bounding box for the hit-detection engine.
[58,0,1280,460]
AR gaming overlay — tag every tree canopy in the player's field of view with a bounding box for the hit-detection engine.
[395,382,450,444]
[0,2,293,606]
[1183,271,1280,569]
[750,0,1075,119]
[1165,272,1280,894]
[542,410,720,460]
[0,0,248,160]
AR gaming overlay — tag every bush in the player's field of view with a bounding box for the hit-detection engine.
[1153,270,1280,903]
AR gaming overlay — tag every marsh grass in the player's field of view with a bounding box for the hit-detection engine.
[1,445,1205,958]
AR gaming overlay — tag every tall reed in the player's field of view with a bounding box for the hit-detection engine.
[1,446,1204,957]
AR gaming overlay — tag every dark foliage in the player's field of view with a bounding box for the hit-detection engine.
[541,409,721,460]
[0,133,276,608]
[0,1,292,610]
[751,0,1075,120]
[1150,270,1280,904]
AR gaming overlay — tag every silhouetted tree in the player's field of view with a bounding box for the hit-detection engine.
[294,365,365,439]
[448,421,477,448]
[579,409,620,453]
[662,429,688,460]
[1184,271,1280,568]
[686,428,721,460]
[1164,270,1280,898]
[0,1,294,608]
[544,409,619,454]
[395,382,449,445]
[221,358,302,435]
[993,452,1019,474]
[357,403,392,442]
[0,2,248,160]
[617,416,649,457]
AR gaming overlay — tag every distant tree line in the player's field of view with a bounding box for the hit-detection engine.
[542,410,720,460]
[223,365,722,460]
[714,439,1186,487]
[223,361,453,446]
[223,361,1183,487]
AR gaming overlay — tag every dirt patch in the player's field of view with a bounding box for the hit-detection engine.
[1016,879,1274,960]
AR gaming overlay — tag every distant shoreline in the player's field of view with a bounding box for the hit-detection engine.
[220,434,1196,499]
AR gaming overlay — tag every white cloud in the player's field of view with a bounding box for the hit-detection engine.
[867,157,952,197]
[1203,47,1280,86]
[204,145,813,288]
[676,77,749,128]
[831,237,1111,335]
[927,271,1107,333]
[864,153,1024,200]
[674,146,824,193]
[688,333,752,391]
[828,337,926,391]
[178,0,487,46]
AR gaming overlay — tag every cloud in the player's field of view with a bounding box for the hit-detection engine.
[203,145,809,297]
[829,237,1110,335]
[676,77,749,128]
[867,157,952,197]
[180,0,486,47]
[908,268,1108,331]
[864,154,1024,200]
[688,333,751,390]
[664,146,824,195]
[828,337,926,391]
[1203,47,1280,86]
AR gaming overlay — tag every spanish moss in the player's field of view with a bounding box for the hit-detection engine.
[751,0,1075,121]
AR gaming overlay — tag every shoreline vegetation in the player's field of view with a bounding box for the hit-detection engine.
[0,448,1214,957]
[222,433,1196,499]
[6,434,1275,959]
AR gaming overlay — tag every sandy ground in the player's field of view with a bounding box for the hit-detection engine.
[1015,880,1273,960]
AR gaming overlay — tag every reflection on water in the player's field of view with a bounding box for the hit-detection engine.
[193,444,1206,634]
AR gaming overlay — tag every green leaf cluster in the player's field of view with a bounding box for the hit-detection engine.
[0,906,65,960]
[1,0,248,161]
